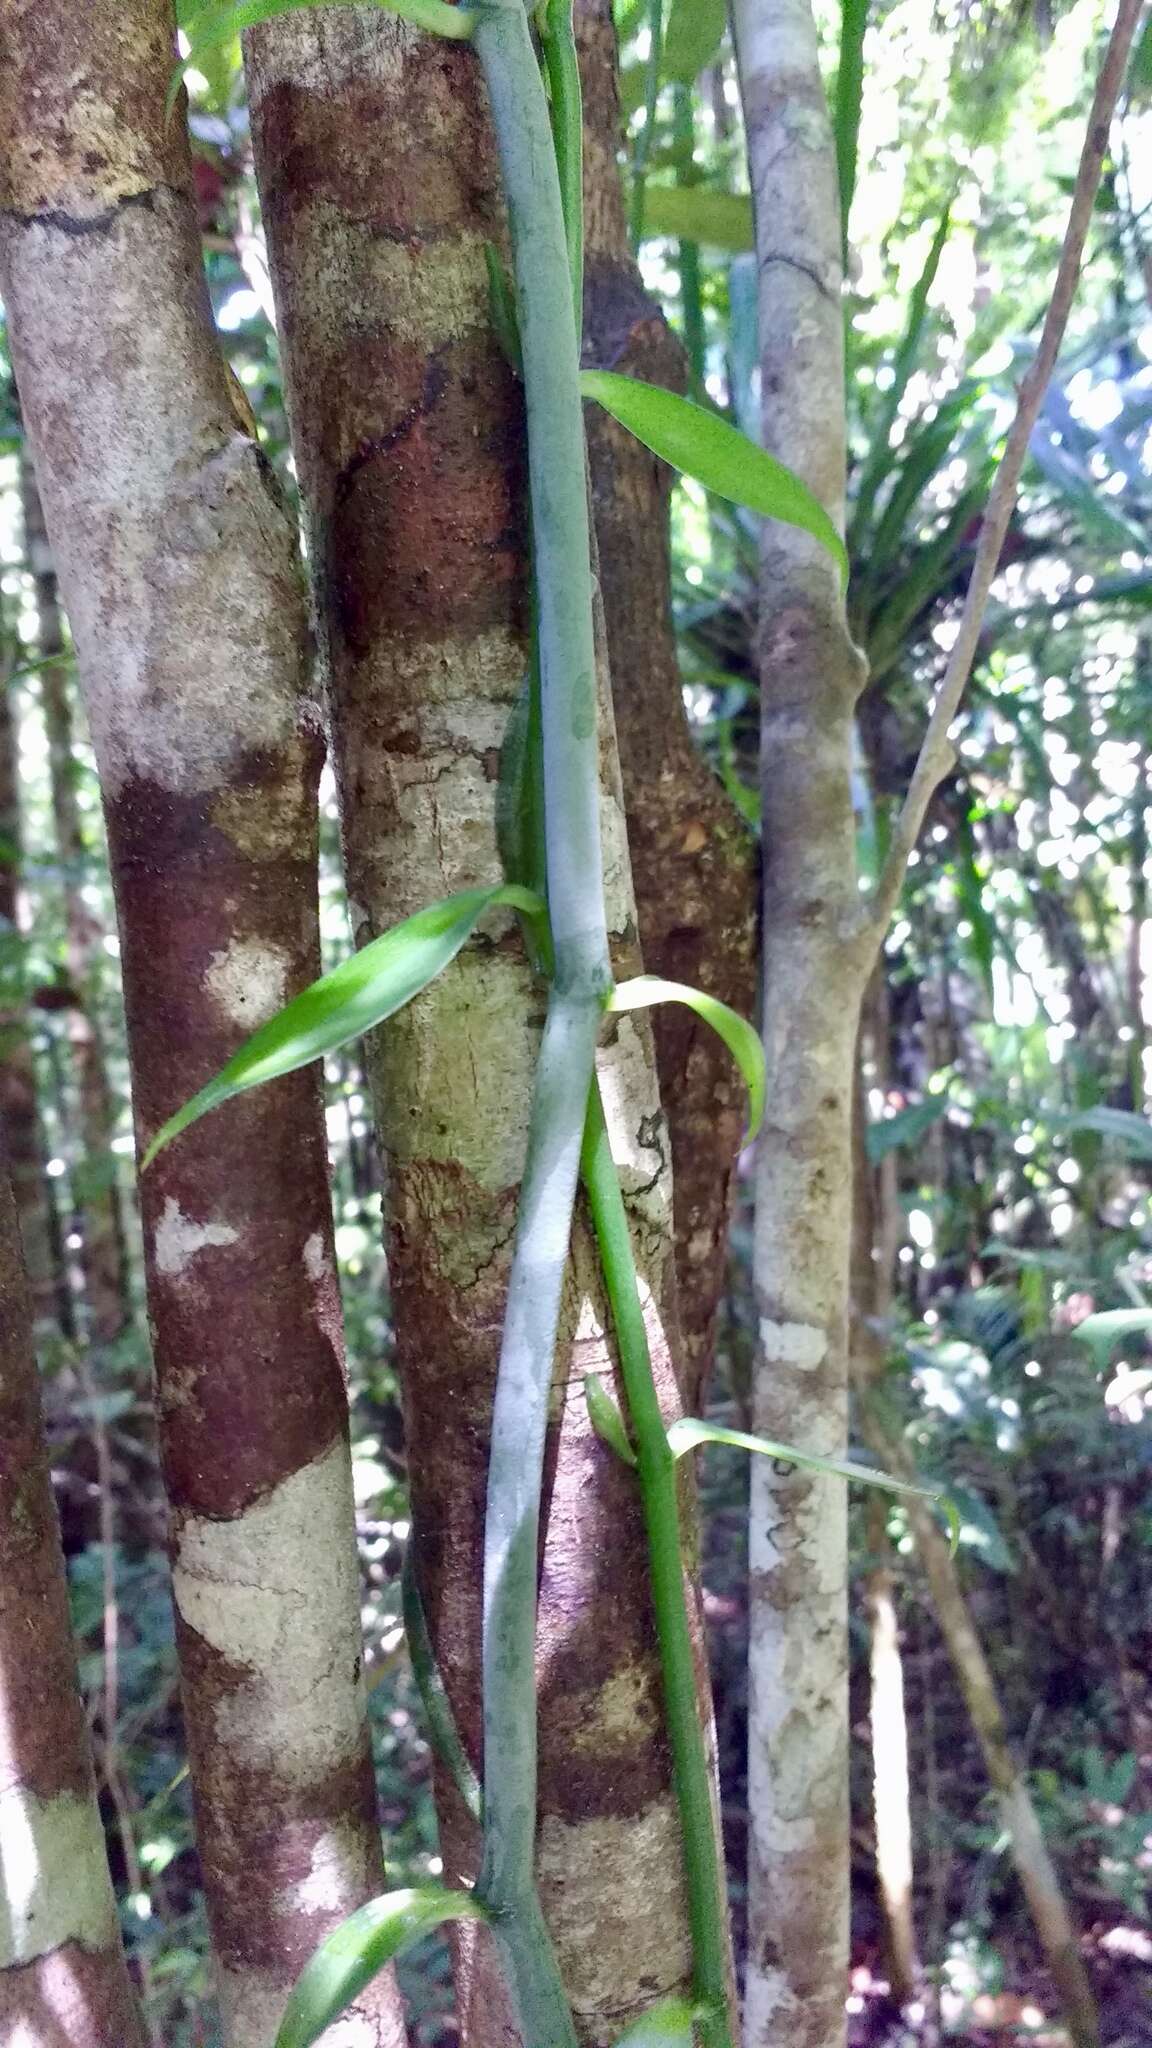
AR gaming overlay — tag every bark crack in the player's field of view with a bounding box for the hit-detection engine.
[757,251,836,303]
[2,186,175,237]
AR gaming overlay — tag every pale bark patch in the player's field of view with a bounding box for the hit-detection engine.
[0,1788,117,1966]
[757,1317,827,1372]
[172,1436,369,1784]
[537,1798,692,2034]
[205,936,293,1028]
[219,1965,382,2048]
[291,1822,375,1916]
[744,1964,796,2045]
[566,1660,656,1753]
[294,210,489,346]
[152,1196,240,1279]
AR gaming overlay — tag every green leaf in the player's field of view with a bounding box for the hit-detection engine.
[484,243,522,375]
[834,0,868,242]
[639,184,755,252]
[1056,1106,1152,1159]
[667,1416,960,1547]
[662,0,726,82]
[607,975,765,1138]
[143,884,544,1167]
[401,1537,483,1824]
[613,1996,699,2044]
[1072,1308,1152,1366]
[275,1887,489,2048]
[581,372,847,586]
[585,1373,637,1467]
[948,1481,1015,1574]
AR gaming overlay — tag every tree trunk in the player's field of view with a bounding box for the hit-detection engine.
[0,626,54,1322]
[730,1,869,2041]
[0,7,406,2042]
[0,1147,149,2048]
[577,0,758,1411]
[19,452,131,1346]
[246,15,728,2040]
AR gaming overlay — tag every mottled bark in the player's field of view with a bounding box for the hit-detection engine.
[0,6,405,2042]
[0,1150,148,2048]
[576,0,758,1410]
[246,16,726,2040]
[0,630,53,1319]
[730,1,871,2042]
[19,454,130,1345]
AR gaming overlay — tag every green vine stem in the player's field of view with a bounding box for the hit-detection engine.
[628,0,664,249]
[580,1085,734,2048]
[471,0,611,2035]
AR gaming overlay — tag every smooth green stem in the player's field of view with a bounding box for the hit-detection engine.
[629,0,664,250]
[580,1083,733,2048]
[672,85,705,390]
[542,0,584,335]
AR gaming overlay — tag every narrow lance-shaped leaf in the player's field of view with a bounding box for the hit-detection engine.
[143,884,544,1166]
[608,974,765,1138]
[662,0,727,82]
[581,371,848,587]
[585,1372,638,1467]
[401,1539,484,1824]
[275,1887,490,2048]
[640,184,755,252]
[666,1416,960,1549]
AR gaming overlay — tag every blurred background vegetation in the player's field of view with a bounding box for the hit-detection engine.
[2,0,1151,2039]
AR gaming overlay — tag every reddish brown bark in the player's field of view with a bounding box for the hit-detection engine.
[0,5,405,2041]
[0,626,54,1321]
[0,1149,148,2047]
[247,15,722,2041]
[577,0,758,1411]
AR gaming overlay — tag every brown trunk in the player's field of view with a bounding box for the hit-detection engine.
[0,7,406,2041]
[246,15,727,2040]
[0,1148,149,2048]
[577,0,758,1410]
[19,452,130,1345]
[0,626,54,1321]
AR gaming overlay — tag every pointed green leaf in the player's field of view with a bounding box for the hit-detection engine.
[484,243,523,375]
[143,884,544,1167]
[608,975,764,1139]
[581,372,847,587]
[275,1887,489,2048]
[1072,1308,1152,1365]
[666,1416,960,1549]
[401,1538,483,1823]
[639,184,754,252]
[613,1996,699,2044]
[663,0,726,82]
[585,1373,638,1467]
[834,0,868,242]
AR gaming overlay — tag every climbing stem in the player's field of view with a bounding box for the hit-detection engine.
[542,0,584,332]
[471,0,610,2035]
[581,1082,733,2048]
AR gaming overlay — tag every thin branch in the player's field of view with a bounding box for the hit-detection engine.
[863,0,1148,956]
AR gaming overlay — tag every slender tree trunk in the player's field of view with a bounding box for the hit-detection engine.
[855,1401,1100,2048]
[0,1148,149,2048]
[0,628,54,1321]
[19,453,130,1345]
[246,16,729,2040]
[730,1,869,2041]
[577,0,758,1411]
[0,8,406,2043]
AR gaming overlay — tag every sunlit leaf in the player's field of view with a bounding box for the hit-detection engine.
[639,184,754,251]
[607,975,765,1139]
[662,0,726,82]
[667,1416,959,1547]
[585,1373,637,1467]
[1072,1308,1152,1365]
[612,1996,699,2044]
[143,884,544,1166]
[275,1888,489,2048]
[834,0,868,241]
[582,373,847,585]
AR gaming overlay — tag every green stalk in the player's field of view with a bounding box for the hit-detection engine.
[581,1086,733,2048]
[542,0,584,333]
[471,0,610,2035]
[629,0,665,250]
[672,83,705,391]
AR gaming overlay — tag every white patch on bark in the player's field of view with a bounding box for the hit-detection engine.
[204,936,292,1028]
[292,1823,374,1916]
[219,1966,381,2048]
[0,1787,118,1966]
[303,1231,329,1286]
[152,1196,239,1279]
[744,1963,796,2046]
[596,1017,671,1226]
[537,1799,692,2026]
[171,1436,369,1785]
[758,1316,827,1371]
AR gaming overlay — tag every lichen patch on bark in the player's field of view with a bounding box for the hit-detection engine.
[536,1800,693,2038]
[757,1317,828,1372]
[205,936,293,1028]
[171,1435,369,1785]
[0,1789,118,1967]
[151,1195,241,1280]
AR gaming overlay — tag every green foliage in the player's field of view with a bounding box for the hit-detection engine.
[666,1416,957,1543]
[613,1997,700,2045]
[608,974,765,1137]
[585,1372,639,1466]
[274,1889,490,2048]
